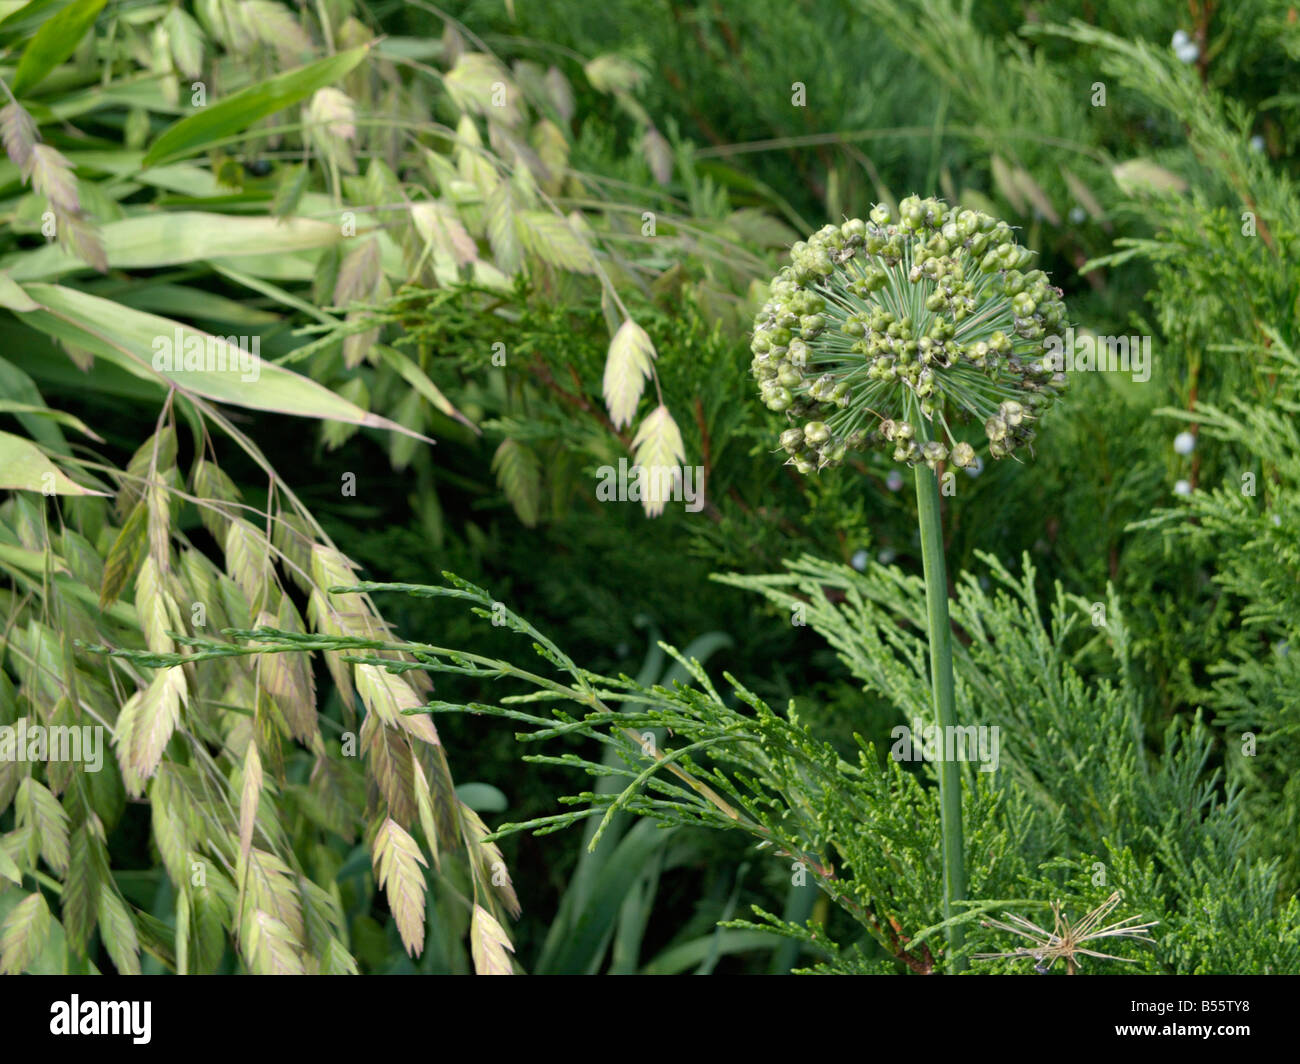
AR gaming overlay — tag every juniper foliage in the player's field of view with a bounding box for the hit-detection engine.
[185,559,1298,974]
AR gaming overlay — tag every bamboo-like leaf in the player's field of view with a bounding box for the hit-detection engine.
[470,904,515,975]
[0,892,51,974]
[0,429,102,496]
[372,817,428,956]
[491,438,542,528]
[602,319,656,430]
[5,213,346,282]
[11,0,108,97]
[143,45,371,167]
[376,344,476,432]
[13,285,431,441]
[0,400,100,439]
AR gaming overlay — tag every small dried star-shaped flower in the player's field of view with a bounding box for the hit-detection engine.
[973,891,1158,974]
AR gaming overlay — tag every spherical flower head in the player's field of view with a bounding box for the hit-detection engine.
[749,196,1069,473]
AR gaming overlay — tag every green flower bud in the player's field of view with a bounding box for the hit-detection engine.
[820,440,848,467]
[842,218,867,244]
[923,440,948,467]
[804,420,831,445]
[999,400,1025,426]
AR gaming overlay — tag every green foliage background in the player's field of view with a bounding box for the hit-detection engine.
[0,0,1297,973]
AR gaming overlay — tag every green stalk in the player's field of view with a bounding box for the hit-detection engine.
[913,460,967,972]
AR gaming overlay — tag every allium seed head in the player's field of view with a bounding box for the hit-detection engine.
[751,197,1069,473]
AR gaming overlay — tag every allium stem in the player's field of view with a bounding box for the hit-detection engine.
[913,461,968,972]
